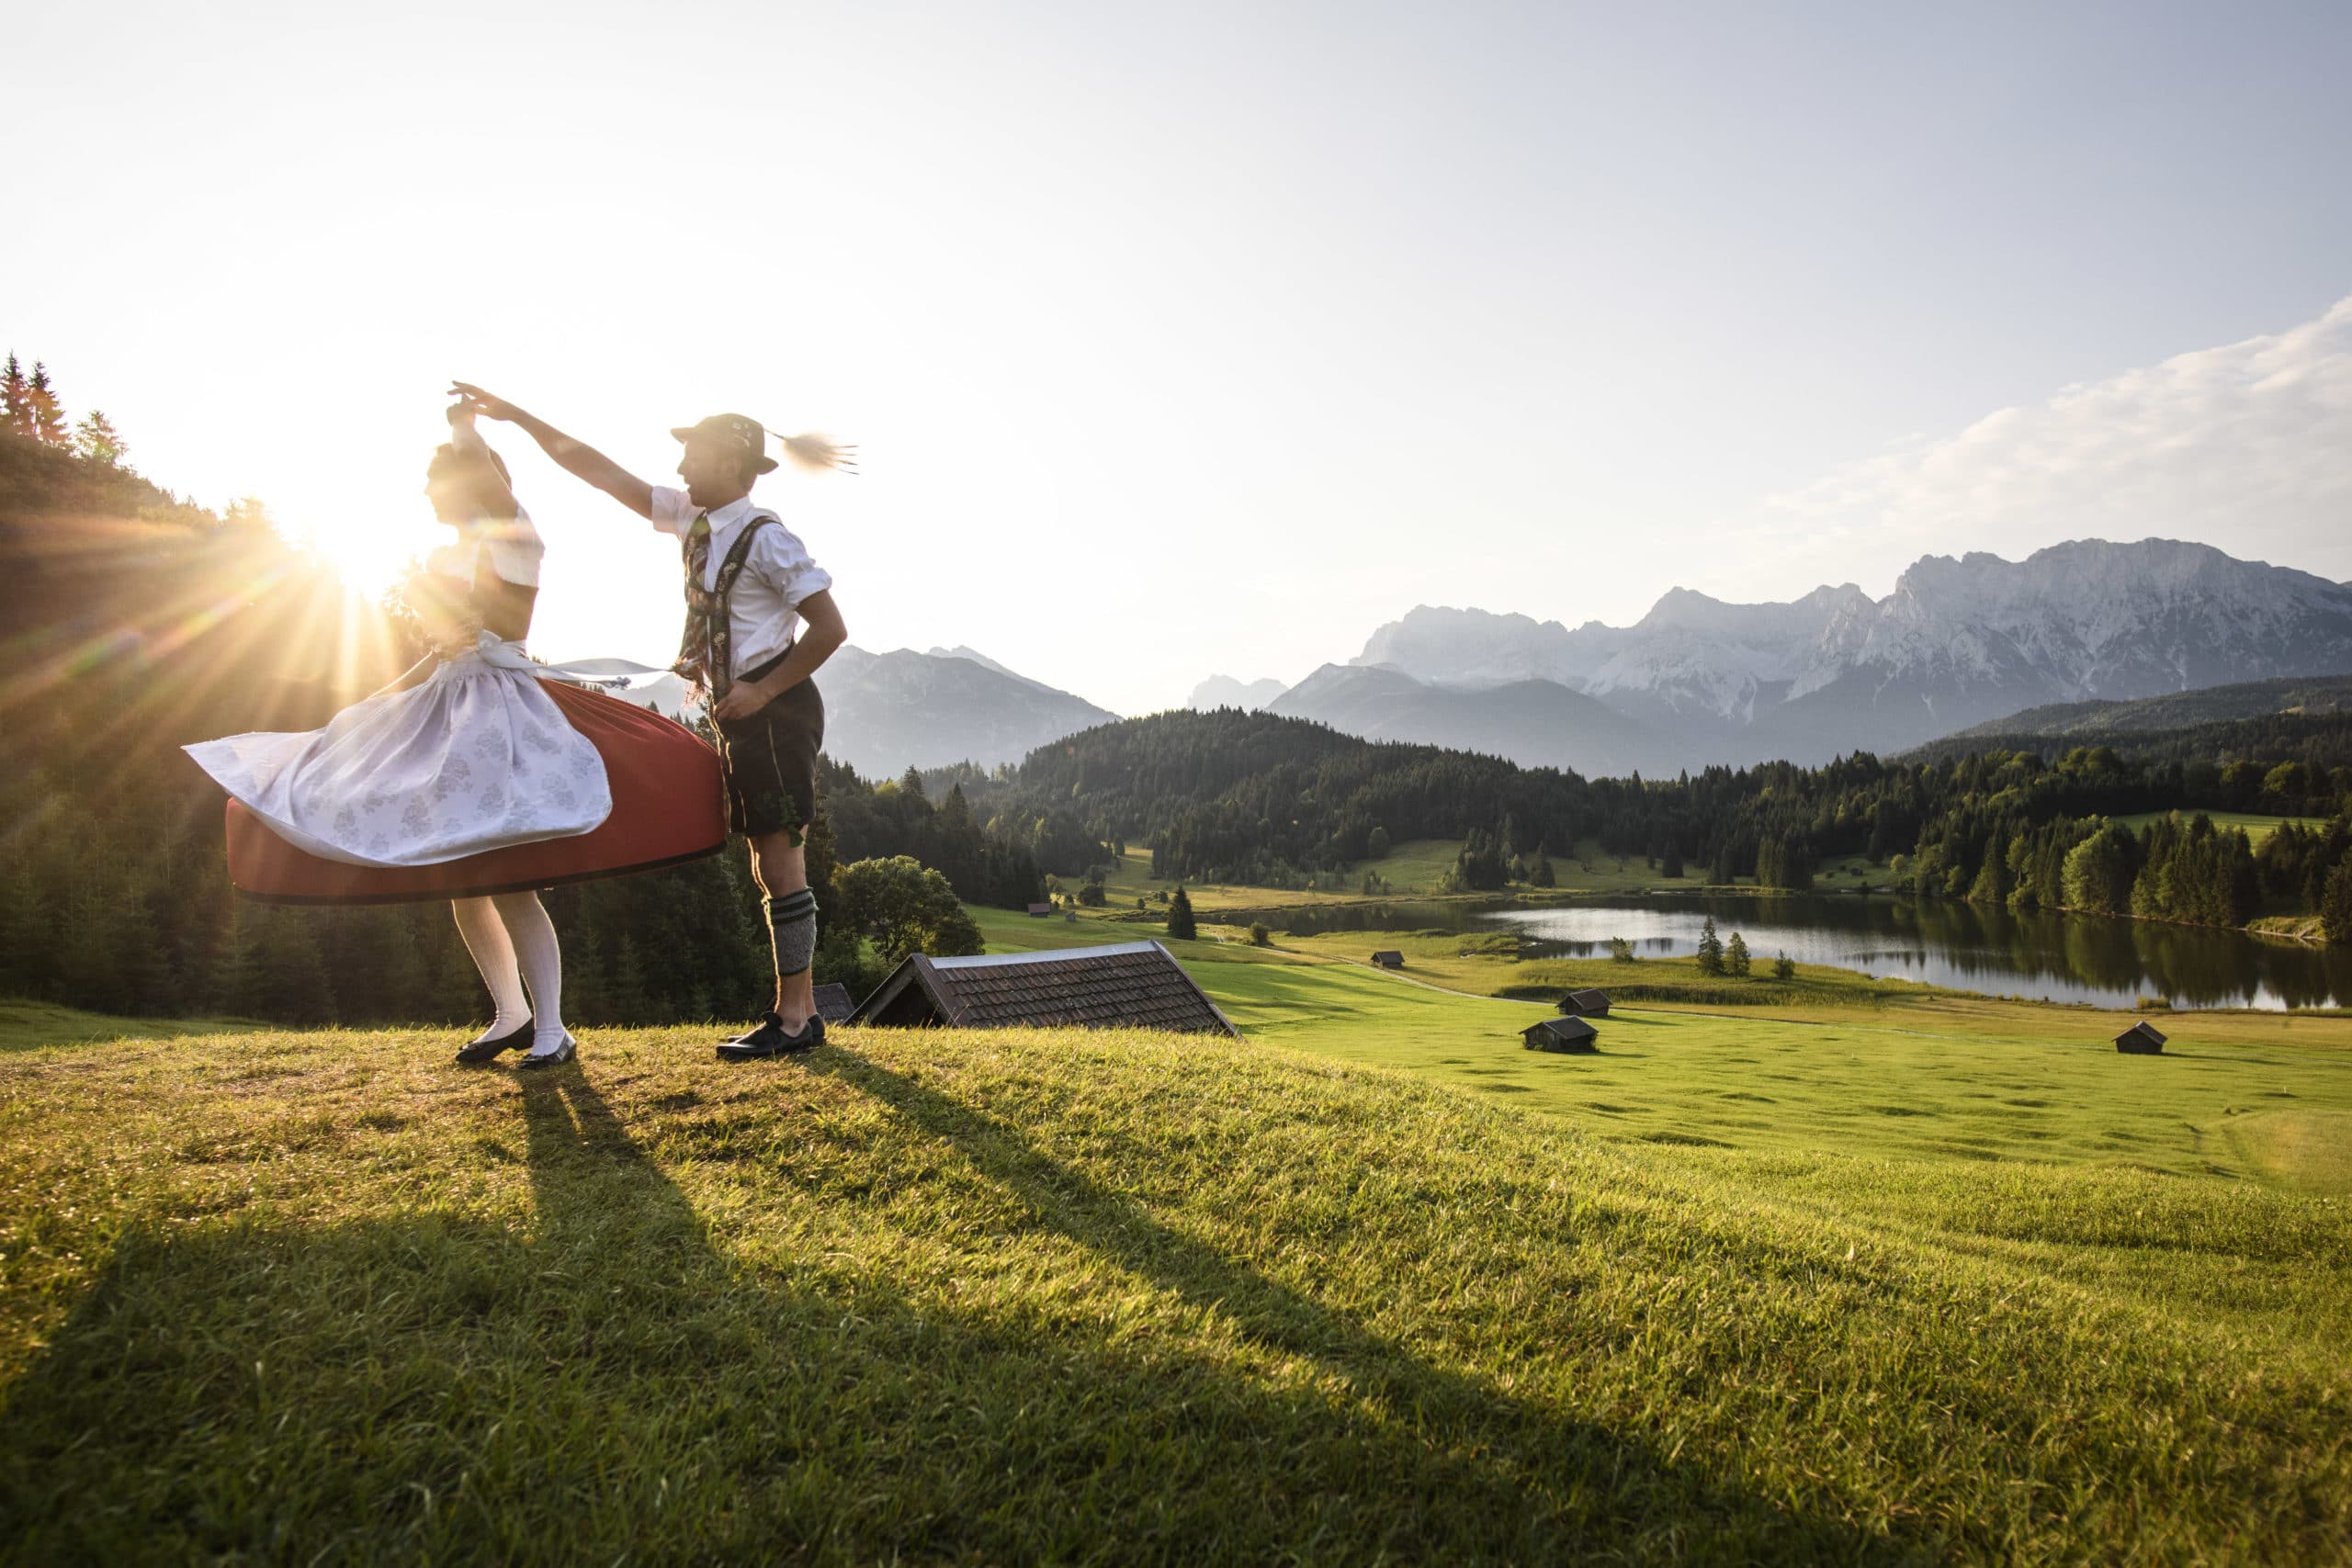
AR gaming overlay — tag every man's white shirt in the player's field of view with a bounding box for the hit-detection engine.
[649,486,832,678]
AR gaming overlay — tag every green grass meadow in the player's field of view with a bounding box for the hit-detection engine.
[2108,810,2328,848]
[5,890,2350,1560]
[4,1011,2350,1562]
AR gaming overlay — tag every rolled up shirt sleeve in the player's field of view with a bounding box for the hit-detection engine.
[750,526,833,610]
[649,485,697,537]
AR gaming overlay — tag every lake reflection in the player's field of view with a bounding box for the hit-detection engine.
[1479,896,2352,1010]
[1252,895,2352,1010]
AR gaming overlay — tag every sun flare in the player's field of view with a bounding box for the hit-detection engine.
[280,513,442,603]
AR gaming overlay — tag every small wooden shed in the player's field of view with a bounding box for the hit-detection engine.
[2115,1020,2168,1055]
[1371,950,1404,970]
[811,983,855,1024]
[849,941,1238,1036]
[1026,902,1054,918]
[1559,988,1611,1018]
[1522,1017,1599,1053]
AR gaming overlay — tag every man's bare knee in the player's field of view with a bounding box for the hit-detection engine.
[749,834,808,894]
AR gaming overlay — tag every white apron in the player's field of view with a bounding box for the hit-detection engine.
[185,633,622,868]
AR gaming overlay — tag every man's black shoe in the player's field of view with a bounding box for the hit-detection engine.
[719,1013,781,1045]
[455,1018,532,1066]
[717,1013,823,1061]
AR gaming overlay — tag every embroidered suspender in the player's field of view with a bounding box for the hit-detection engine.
[673,515,775,700]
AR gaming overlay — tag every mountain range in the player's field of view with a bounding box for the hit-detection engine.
[1204,540,2352,773]
[622,540,2352,781]
[611,645,1117,778]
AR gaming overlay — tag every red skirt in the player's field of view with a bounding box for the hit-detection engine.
[224,682,729,905]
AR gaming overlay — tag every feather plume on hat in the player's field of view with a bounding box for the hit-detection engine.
[774,430,859,473]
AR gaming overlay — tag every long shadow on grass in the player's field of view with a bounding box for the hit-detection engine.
[0,1063,1931,1564]
[808,1048,1928,1562]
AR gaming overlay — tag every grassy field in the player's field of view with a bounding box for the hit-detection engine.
[1070,839,1815,909]
[0,998,249,1053]
[2109,809,2328,847]
[4,1012,2349,1562]
[971,905,2352,1188]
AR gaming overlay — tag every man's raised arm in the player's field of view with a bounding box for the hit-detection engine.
[449,382,655,520]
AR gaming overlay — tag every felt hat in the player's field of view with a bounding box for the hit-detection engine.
[671,413,778,474]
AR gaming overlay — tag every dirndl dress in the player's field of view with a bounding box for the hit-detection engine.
[187,631,728,905]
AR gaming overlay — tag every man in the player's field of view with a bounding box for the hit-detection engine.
[450,382,849,1059]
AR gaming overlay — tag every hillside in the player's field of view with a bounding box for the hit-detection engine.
[1943,671,2352,740]
[605,646,1117,773]
[813,645,1119,774]
[3,1020,2348,1561]
[1904,707,2352,773]
[1267,662,1670,776]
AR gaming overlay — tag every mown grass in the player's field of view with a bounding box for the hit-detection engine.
[1258,923,1943,1007]
[3,1017,2348,1562]
[2109,810,2328,847]
[0,998,250,1055]
[1078,840,1738,909]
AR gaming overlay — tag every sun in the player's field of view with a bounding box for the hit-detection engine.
[279,511,444,603]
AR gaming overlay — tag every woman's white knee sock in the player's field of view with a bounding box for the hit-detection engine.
[491,892,569,1055]
[451,897,528,1042]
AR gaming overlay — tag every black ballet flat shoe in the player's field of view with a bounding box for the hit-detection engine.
[717,1014,823,1061]
[515,1035,577,1071]
[455,1018,533,1066]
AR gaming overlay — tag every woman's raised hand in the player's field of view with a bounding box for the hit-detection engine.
[448,382,518,422]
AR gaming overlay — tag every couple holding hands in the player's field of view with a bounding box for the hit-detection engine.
[186,387,854,1066]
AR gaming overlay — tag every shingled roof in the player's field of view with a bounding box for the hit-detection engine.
[811,983,855,1023]
[849,941,1238,1036]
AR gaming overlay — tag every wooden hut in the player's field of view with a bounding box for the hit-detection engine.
[849,941,1238,1036]
[1026,902,1054,918]
[1370,950,1404,970]
[810,983,855,1024]
[1521,1017,1599,1053]
[2114,1020,2168,1055]
[1559,988,1611,1018]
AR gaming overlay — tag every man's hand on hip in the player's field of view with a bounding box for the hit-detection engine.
[711,682,777,723]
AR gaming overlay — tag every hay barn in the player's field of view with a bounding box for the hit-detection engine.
[849,941,1238,1036]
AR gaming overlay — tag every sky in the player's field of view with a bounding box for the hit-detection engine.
[9,0,2351,715]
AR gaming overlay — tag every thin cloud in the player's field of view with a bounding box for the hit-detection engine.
[1762,295,2352,582]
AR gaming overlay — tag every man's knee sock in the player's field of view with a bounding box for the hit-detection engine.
[766,888,819,978]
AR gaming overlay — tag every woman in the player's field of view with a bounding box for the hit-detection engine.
[186,404,728,1066]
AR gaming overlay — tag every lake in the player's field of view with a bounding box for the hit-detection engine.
[1254,894,2352,1010]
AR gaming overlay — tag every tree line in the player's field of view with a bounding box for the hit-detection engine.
[969,708,2352,941]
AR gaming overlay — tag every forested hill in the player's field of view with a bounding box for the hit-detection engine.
[980,706,2352,935]
[1906,708,2352,772]
[1937,672,2352,745]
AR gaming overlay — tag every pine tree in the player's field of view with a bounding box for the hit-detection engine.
[608,935,652,1024]
[1724,931,1751,977]
[1,354,28,437]
[433,921,489,1023]
[802,797,840,905]
[2319,854,2352,946]
[1530,852,1555,888]
[26,362,66,446]
[1773,952,1796,980]
[1167,886,1197,941]
[0,867,53,998]
[73,409,127,468]
[1659,841,1685,879]
[1694,916,1725,976]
